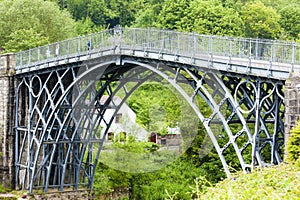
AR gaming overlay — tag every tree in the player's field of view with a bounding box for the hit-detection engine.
[279,4,300,40]
[181,0,244,36]
[259,0,299,10]
[128,82,181,132]
[134,0,163,28]
[65,0,89,21]
[157,0,190,30]
[88,0,144,28]
[75,17,107,35]
[241,1,282,39]
[0,0,76,52]
[3,29,49,52]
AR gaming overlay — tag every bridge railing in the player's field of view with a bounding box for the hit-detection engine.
[15,29,116,70]
[122,27,300,65]
[15,26,300,72]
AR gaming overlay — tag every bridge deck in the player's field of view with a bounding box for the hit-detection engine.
[11,27,300,80]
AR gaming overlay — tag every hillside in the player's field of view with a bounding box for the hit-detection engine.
[199,161,300,200]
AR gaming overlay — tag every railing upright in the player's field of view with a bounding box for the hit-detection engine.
[292,42,295,72]
[28,49,31,66]
[20,52,22,67]
[77,37,80,56]
[255,38,258,59]
[67,40,70,56]
[249,38,252,60]
[38,47,40,63]
[193,33,196,59]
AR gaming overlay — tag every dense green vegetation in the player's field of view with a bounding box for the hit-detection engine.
[1,0,300,199]
[94,139,208,199]
[198,101,300,200]
[287,119,300,162]
[0,0,76,52]
[1,0,300,53]
[199,161,300,200]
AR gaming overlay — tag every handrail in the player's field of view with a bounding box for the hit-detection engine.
[14,26,300,73]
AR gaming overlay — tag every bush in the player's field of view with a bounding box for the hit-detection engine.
[287,118,300,162]
[199,163,300,200]
[93,139,211,199]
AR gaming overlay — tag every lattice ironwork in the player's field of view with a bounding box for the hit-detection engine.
[15,54,285,193]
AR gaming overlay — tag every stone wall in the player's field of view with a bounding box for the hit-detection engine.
[156,134,182,152]
[28,190,94,200]
[284,73,300,158]
[0,54,15,189]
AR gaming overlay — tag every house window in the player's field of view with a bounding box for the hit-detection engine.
[108,132,114,141]
[115,113,122,123]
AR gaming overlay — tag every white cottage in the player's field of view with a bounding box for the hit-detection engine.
[99,96,148,141]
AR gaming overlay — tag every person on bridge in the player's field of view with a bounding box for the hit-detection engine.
[87,40,92,51]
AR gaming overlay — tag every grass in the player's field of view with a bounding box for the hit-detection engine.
[198,161,300,200]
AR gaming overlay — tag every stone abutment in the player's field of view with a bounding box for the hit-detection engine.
[0,54,16,189]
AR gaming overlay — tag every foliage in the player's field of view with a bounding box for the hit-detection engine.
[134,0,163,28]
[157,0,190,30]
[3,0,299,52]
[0,184,12,193]
[259,0,300,10]
[75,17,107,35]
[199,162,300,199]
[287,119,300,162]
[0,0,76,52]
[128,82,181,133]
[94,140,210,200]
[63,0,88,20]
[241,1,282,39]
[3,29,49,53]
[51,0,145,28]
[279,4,300,40]
[182,0,244,36]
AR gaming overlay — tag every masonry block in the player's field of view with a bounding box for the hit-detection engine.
[284,72,300,159]
[0,54,16,189]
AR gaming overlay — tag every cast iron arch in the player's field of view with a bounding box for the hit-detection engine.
[15,56,284,193]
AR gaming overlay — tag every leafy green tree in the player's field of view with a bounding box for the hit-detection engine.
[88,0,144,28]
[241,1,282,39]
[88,0,115,26]
[157,0,190,30]
[128,82,181,132]
[134,0,163,28]
[182,0,244,36]
[279,4,300,40]
[0,0,76,52]
[259,0,300,10]
[75,17,107,35]
[3,29,49,52]
[66,0,89,20]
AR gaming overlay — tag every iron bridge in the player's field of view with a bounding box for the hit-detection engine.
[14,26,300,193]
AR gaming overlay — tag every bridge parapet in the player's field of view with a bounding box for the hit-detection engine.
[14,27,300,80]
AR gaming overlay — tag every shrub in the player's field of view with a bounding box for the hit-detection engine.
[287,118,300,162]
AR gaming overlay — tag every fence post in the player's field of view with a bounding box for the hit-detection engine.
[78,37,81,55]
[292,42,295,72]
[249,38,252,59]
